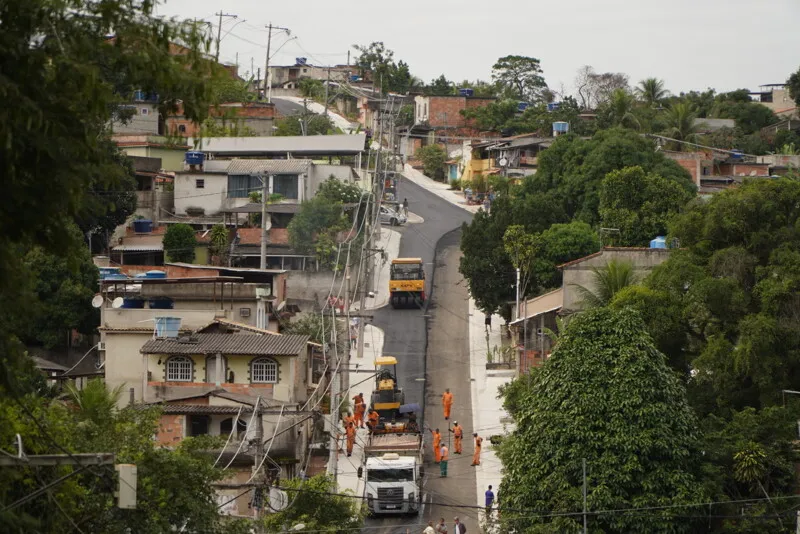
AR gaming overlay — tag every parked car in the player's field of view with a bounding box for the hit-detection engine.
[379,205,407,226]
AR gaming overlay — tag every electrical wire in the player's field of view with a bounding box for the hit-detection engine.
[245,404,284,484]
[223,396,261,469]
[212,405,243,468]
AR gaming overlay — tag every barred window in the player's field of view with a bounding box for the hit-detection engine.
[251,358,278,384]
[165,356,193,382]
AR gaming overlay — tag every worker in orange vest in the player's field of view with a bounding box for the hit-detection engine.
[367,408,379,431]
[450,421,463,454]
[430,427,442,463]
[353,393,366,428]
[442,389,453,420]
[346,422,356,457]
[471,433,482,466]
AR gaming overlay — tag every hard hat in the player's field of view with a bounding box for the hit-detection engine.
[453,421,458,425]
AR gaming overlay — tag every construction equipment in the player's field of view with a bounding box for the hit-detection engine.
[371,356,406,427]
[389,258,425,309]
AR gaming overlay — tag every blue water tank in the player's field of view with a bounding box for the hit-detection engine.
[155,317,182,338]
[121,298,145,309]
[149,298,174,310]
[350,75,361,82]
[105,273,128,281]
[145,270,167,279]
[553,121,570,134]
[650,236,667,249]
[459,88,474,97]
[185,151,205,166]
[518,102,529,112]
[133,219,152,233]
[547,102,561,112]
[730,149,744,160]
[296,57,307,65]
[98,267,122,279]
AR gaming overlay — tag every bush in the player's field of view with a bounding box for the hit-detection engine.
[449,179,462,190]
[415,144,447,181]
[163,223,196,263]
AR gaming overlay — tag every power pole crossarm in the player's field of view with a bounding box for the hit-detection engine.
[214,12,238,62]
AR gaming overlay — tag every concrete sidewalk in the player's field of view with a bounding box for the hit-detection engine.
[334,324,384,497]
[468,299,515,518]
[403,164,481,214]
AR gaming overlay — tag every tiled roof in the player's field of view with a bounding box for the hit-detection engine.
[226,159,311,175]
[157,404,254,415]
[140,333,309,356]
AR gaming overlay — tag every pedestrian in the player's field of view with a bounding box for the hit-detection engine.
[345,422,356,457]
[449,421,463,454]
[442,388,453,420]
[350,325,358,348]
[453,516,466,534]
[485,485,495,516]
[471,433,482,466]
[423,521,436,534]
[402,197,409,217]
[439,443,449,477]
[435,518,448,533]
[430,427,442,463]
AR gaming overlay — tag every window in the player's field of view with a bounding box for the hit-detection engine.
[251,357,278,383]
[273,174,299,199]
[165,356,193,382]
[141,107,149,115]
[228,174,260,198]
[205,355,227,384]
[188,415,210,436]
[195,178,205,189]
[178,125,187,133]
[220,417,248,436]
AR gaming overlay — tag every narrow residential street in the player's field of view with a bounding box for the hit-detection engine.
[365,177,473,532]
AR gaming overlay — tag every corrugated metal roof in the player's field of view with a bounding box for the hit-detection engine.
[157,404,254,415]
[226,159,311,175]
[140,333,309,356]
[189,134,366,156]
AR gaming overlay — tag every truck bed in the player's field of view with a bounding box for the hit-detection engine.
[365,433,422,455]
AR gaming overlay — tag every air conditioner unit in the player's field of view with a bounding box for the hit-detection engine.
[239,307,251,318]
[97,341,106,351]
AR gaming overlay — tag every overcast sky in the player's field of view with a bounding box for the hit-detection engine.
[155,0,800,97]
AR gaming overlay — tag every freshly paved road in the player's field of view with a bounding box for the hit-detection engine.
[365,177,473,533]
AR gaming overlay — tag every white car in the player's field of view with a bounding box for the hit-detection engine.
[379,205,407,226]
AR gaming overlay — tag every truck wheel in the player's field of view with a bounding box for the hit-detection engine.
[390,217,398,226]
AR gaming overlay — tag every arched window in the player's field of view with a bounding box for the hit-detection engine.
[165,356,193,382]
[250,358,278,384]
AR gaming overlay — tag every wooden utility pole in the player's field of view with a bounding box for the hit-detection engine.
[260,173,270,269]
[214,11,237,62]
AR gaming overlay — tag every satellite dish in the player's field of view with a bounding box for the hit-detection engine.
[269,488,289,512]
[91,294,104,308]
[498,157,509,167]
[111,297,124,309]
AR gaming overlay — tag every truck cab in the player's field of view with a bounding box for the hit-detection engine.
[363,453,422,515]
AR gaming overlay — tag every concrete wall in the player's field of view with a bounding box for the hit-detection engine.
[102,331,154,407]
[120,146,186,172]
[562,248,672,312]
[173,171,250,216]
[286,270,337,308]
[113,103,159,135]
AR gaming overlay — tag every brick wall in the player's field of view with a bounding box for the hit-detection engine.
[428,97,467,128]
[718,163,771,177]
[157,414,185,445]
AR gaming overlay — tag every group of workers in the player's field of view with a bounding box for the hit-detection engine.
[430,388,483,477]
[342,393,378,457]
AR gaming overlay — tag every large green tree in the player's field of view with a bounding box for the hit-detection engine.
[599,165,694,246]
[498,307,706,533]
[636,77,669,106]
[491,55,548,102]
[788,66,800,107]
[0,0,216,386]
[415,144,447,181]
[163,223,197,263]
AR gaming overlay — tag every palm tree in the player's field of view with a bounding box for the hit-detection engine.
[662,102,702,150]
[571,259,638,309]
[636,78,669,106]
[607,89,641,130]
[65,379,124,424]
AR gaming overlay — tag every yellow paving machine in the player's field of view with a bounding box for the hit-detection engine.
[389,258,425,309]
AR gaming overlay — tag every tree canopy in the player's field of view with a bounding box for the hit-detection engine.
[498,307,706,533]
[491,55,548,103]
[163,223,197,263]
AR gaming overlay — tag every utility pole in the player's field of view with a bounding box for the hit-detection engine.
[343,265,351,392]
[264,23,291,104]
[324,67,331,116]
[214,11,237,62]
[253,398,263,519]
[302,98,309,136]
[582,458,588,534]
[327,308,340,485]
[260,173,269,269]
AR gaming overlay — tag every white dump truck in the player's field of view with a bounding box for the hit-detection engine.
[358,432,424,515]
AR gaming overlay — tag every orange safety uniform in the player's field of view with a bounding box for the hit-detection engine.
[367,410,379,430]
[343,413,355,428]
[442,391,454,420]
[432,430,442,463]
[451,424,463,454]
[353,394,366,427]
[471,435,483,466]
[346,424,356,456]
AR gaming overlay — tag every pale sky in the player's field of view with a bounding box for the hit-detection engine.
[155,0,800,97]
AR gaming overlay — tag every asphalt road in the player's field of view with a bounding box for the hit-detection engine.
[270,97,305,117]
[365,177,473,533]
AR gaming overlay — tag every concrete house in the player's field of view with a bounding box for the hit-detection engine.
[510,247,672,373]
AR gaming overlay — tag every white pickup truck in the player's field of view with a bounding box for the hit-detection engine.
[358,432,423,516]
